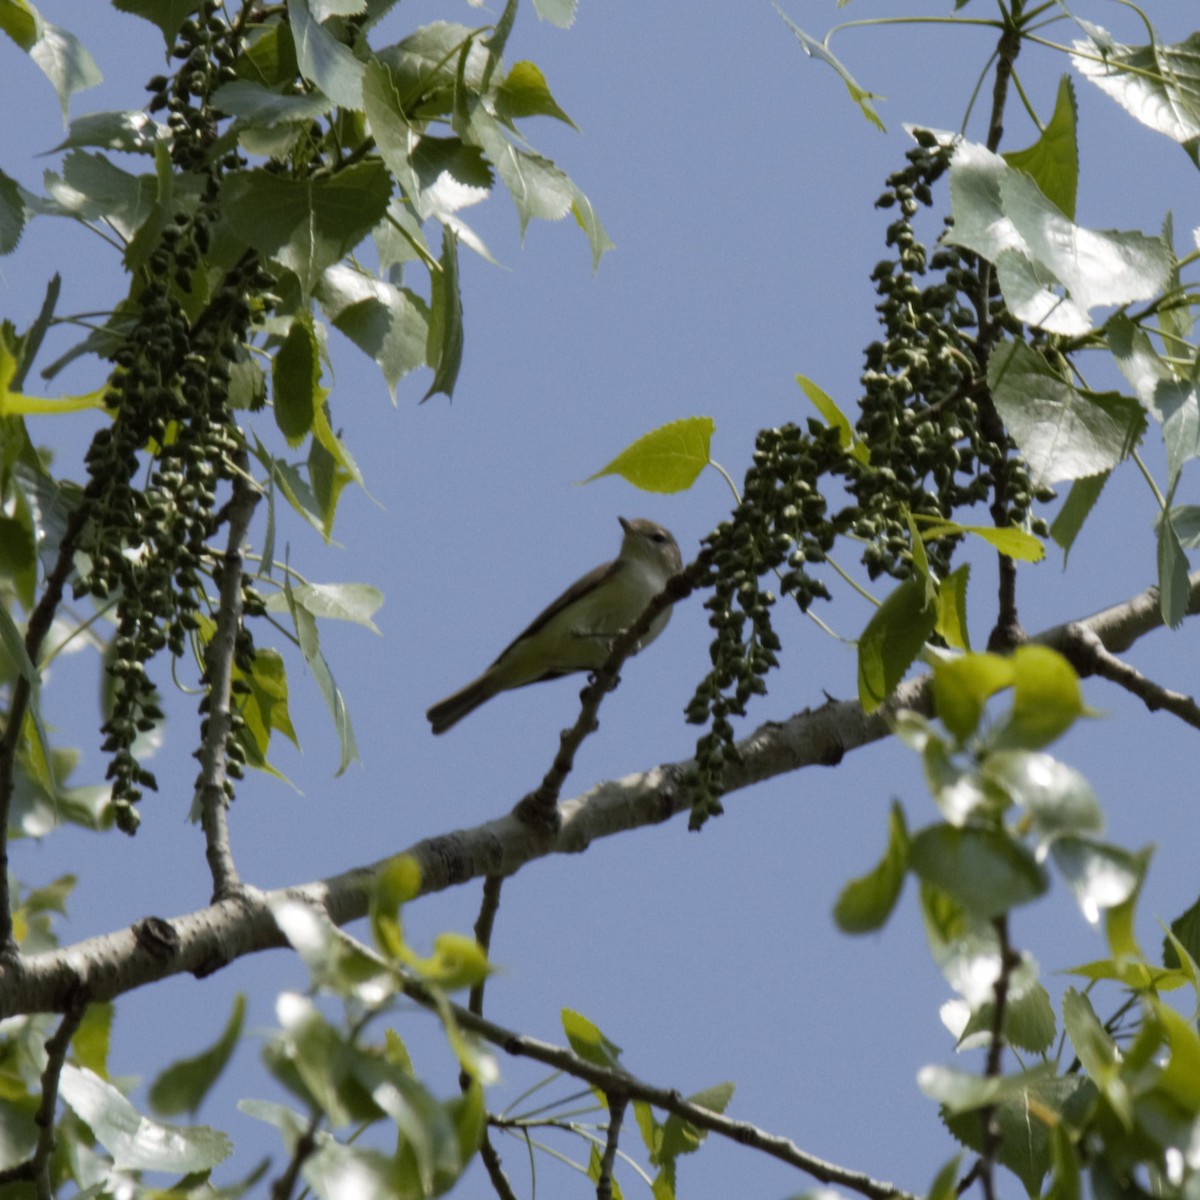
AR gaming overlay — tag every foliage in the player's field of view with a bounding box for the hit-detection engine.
[1,1,1200,1198]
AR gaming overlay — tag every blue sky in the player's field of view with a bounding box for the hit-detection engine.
[3,2,1200,1196]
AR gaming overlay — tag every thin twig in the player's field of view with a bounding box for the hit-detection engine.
[596,1092,627,1200]
[0,998,87,1196]
[270,1109,322,1200]
[977,916,1017,1200]
[433,995,915,1200]
[193,451,260,900]
[465,873,521,1199]
[513,556,710,830]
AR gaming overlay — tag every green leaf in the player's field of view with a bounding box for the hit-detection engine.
[1108,315,1200,488]
[111,0,195,44]
[931,652,1014,742]
[992,645,1086,751]
[224,162,392,295]
[59,1064,231,1172]
[935,564,971,652]
[8,7,102,120]
[919,1062,1055,1114]
[0,0,38,49]
[466,106,574,234]
[774,4,885,131]
[959,970,1056,1054]
[495,60,575,126]
[1073,31,1200,145]
[656,1083,733,1161]
[71,1002,113,1079]
[1168,503,1200,547]
[796,374,869,464]
[833,800,908,933]
[1149,999,1200,1112]
[532,0,576,27]
[988,339,1146,487]
[909,824,1047,918]
[288,0,365,110]
[266,582,383,632]
[949,140,1171,331]
[927,1156,963,1200]
[569,179,614,272]
[1164,894,1200,972]
[1050,472,1107,564]
[210,79,331,127]
[562,1009,622,1071]
[0,165,24,255]
[1050,837,1142,922]
[914,515,1044,563]
[282,574,359,774]
[1062,988,1122,1090]
[982,751,1102,843]
[237,647,298,769]
[272,314,324,445]
[424,224,463,401]
[992,247,1089,335]
[52,110,163,154]
[1003,76,1078,220]
[0,600,56,803]
[857,575,937,712]
[1155,509,1190,629]
[148,995,246,1117]
[938,1070,1090,1195]
[43,151,158,244]
[320,263,431,401]
[584,417,714,493]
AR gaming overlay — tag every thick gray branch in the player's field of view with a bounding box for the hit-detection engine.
[2,571,1197,1019]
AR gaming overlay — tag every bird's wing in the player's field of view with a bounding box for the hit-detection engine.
[489,558,622,667]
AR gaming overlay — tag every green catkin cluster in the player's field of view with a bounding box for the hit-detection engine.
[684,134,1049,828]
[852,131,1049,580]
[78,2,269,833]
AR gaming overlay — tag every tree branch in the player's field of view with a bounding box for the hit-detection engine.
[596,1092,626,1200]
[0,998,87,1195]
[193,453,260,901]
[440,998,915,1200]
[1057,622,1200,729]
[3,571,1198,1019]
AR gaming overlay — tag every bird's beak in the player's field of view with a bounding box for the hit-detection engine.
[618,516,631,533]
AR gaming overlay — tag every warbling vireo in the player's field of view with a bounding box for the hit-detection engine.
[426,516,683,734]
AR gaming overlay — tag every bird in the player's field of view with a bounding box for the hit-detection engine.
[426,516,683,734]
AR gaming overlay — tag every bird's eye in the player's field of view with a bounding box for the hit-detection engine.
[650,532,665,543]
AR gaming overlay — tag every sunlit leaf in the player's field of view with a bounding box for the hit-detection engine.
[989,339,1145,487]
[584,417,714,493]
[909,824,1047,918]
[1073,30,1200,145]
[59,1065,231,1172]
[931,652,1013,742]
[796,375,869,464]
[1003,76,1078,219]
[774,4,885,131]
[857,575,936,711]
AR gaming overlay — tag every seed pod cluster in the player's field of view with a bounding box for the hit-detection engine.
[684,134,1049,828]
[77,4,271,833]
[849,132,1047,579]
[684,423,844,827]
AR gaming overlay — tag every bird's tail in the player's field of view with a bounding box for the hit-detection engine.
[426,672,500,735]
